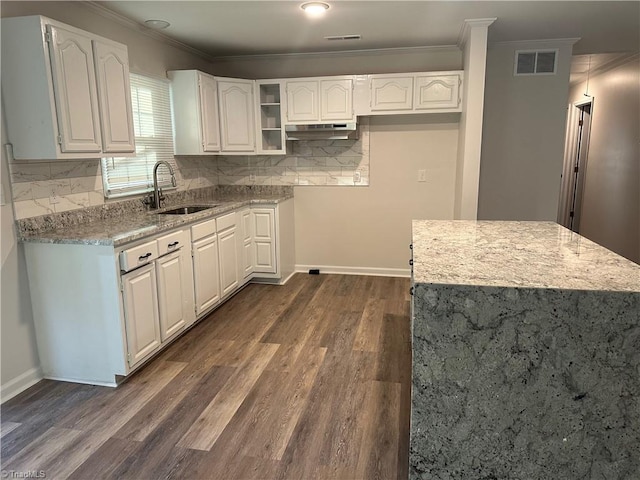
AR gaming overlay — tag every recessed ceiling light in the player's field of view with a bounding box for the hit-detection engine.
[301,2,330,17]
[144,19,171,30]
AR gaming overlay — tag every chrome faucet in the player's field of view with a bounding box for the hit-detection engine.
[147,160,177,209]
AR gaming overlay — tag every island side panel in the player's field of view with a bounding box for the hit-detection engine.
[410,283,640,480]
[24,242,127,386]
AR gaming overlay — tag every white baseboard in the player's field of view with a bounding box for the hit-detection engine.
[1,366,43,403]
[295,265,410,278]
[44,375,117,388]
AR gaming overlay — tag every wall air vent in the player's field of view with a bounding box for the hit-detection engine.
[515,50,558,76]
[324,35,361,41]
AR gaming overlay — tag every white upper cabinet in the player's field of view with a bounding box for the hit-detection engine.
[93,40,136,153]
[320,79,354,121]
[414,73,462,110]
[255,81,286,154]
[367,71,463,115]
[199,73,221,152]
[284,76,354,124]
[369,75,414,112]
[286,80,319,122]
[0,16,136,160]
[169,70,221,155]
[47,24,103,153]
[216,77,256,153]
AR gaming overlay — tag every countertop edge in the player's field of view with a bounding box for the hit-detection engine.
[18,195,292,247]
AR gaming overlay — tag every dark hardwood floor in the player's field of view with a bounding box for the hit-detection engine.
[1,273,412,479]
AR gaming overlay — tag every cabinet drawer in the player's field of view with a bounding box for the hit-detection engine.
[216,212,236,232]
[191,218,216,241]
[157,229,189,255]
[120,240,158,272]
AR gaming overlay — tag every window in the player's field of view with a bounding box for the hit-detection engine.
[514,50,558,76]
[101,73,177,198]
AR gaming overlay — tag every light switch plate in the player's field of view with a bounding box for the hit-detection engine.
[418,169,427,182]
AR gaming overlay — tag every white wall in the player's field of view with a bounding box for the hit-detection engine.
[294,115,459,275]
[568,56,639,263]
[478,40,575,221]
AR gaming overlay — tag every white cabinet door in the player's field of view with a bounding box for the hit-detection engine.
[369,75,414,112]
[240,208,254,278]
[414,73,461,110]
[192,235,221,316]
[286,80,319,122]
[121,263,161,367]
[253,208,277,274]
[320,79,354,121]
[47,24,102,153]
[218,227,240,297]
[198,73,221,152]
[93,40,135,153]
[217,78,255,152]
[156,250,188,341]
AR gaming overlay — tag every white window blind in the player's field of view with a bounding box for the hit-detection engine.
[101,73,177,198]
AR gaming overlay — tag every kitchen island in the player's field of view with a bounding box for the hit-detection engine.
[410,221,640,479]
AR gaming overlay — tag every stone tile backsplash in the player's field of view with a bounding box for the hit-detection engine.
[8,118,369,220]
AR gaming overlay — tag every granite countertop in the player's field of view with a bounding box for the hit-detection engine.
[412,220,640,292]
[19,193,291,247]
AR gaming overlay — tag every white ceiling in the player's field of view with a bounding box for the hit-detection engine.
[95,1,639,58]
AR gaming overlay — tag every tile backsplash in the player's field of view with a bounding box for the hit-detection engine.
[8,118,369,220]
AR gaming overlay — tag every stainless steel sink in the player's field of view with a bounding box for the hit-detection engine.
[157,205,218,215]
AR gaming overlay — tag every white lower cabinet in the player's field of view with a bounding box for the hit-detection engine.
[192,234,221,315]
[22,200,295,386]
[240,208,254,280]
[252,207,277,274]
[218,226,239,297]
[156,250,189,341]
[121,263,161,367]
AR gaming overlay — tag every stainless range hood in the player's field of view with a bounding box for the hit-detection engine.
[285,123,358,141]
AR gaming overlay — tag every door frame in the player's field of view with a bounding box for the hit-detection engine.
[557,97,594,231]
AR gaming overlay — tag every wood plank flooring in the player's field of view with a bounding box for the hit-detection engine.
[1,273,412,480]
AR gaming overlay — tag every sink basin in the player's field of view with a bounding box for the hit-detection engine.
[157,205,218,215]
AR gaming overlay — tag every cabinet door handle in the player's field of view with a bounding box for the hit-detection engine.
[409,243,413,250]
[168,241,180,248]
[410,287,414,296]
[138,252,152,261]
[409,259,413,266]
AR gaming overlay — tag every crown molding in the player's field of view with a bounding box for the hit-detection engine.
[457,18,497,48]
[491,38,581,48]
[83,1,216,62]
[211,44,461,64]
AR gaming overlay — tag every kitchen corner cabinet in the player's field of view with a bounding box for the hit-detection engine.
[368,71,463,114]
[215,77,256,153]
[0,15,135,160]
[169,70,221,155]
[255,81,286,154]
[284,76,355,124]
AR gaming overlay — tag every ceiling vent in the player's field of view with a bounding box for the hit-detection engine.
[515,50,558,76]
[324,35,361,41]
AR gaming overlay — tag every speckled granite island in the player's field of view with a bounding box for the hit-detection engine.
[410,221,640,480]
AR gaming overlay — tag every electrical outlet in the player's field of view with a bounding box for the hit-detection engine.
[418,169,427,182]
[353,171,361,183]
[249,173,256,182]
[49,192,60,204]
